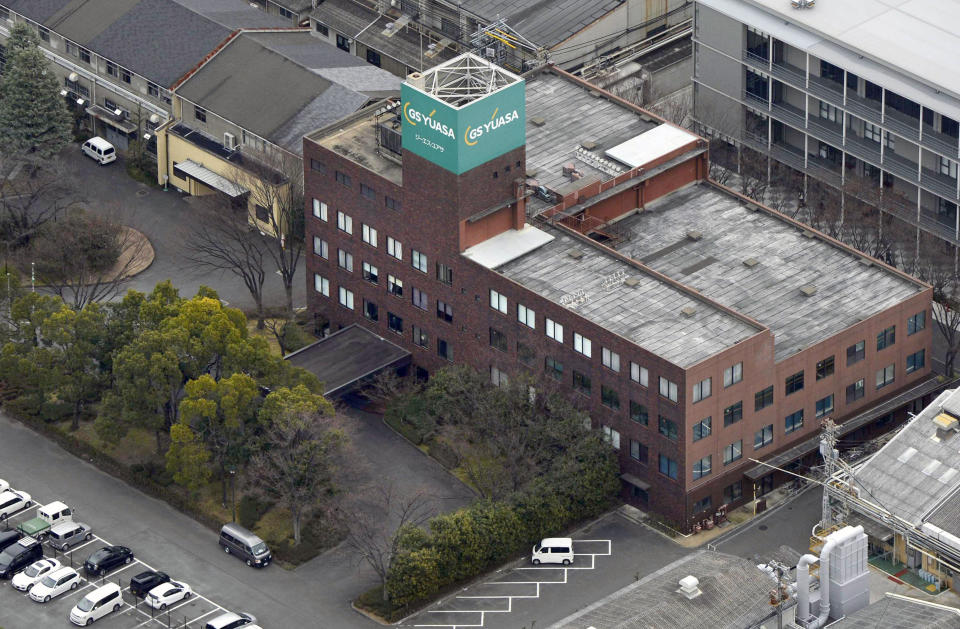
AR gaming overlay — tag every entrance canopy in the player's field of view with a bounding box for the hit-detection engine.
[176,160,248,197]
[285,324,411,397]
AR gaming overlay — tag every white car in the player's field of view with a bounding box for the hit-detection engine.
[204,612,257,629]
[0,490,31,520]
[145,580,192,610]
[29,566,80,602]
[11,557,60,592]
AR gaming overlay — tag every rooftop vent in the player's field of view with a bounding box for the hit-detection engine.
[858,258,873,267]
[567,249,584,260]
[530,116,546,127]
[624,277,641,288]
[677,575,702,600]
[801,229,816,239]
[589,89,603,98]
[799,284,817,297]
[681,306,696,317]
[580,140,599,151]
[934,412,960,433]
[743,257,759,268]
[686,230,703,242]
[791,0,816,8]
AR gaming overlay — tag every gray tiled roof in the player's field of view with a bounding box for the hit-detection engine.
[829,594,960,629]
[170,0,293,28]
[613,184,925,362]
[464,0,624,49]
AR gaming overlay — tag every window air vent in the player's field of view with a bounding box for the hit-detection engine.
[580,140,599,151]
[801,229,816,239]
[681,306,696,317]
[530,116,546,127]
[624,277,640,287]
[589,89,603,98]
[567,249,584,260]
[858,258,873,267]
[743,258,759,268]
[799,284,817,297]
[686,230,703,241]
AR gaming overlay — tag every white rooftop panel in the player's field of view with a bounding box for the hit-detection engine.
[604,124,699,169]
[940,468,958,484]
[897,446,918,463]
[462,225,555,269]
[922,459,942,476]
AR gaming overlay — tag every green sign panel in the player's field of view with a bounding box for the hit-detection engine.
[401,80,525,175]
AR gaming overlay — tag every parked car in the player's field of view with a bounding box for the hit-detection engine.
[204,611,257,629]
[0,489,31,520]
[145,580,192,610]
[219,523,271,568]
[531,537,574,565]
[0,536,43,578]
[129,570,169,598]
[17,501,73,541]
[81,137,116,165]
[29,566,80,602]
[0,530,20,554]
[48,521,93,551]
[11,557,60,591]
[70,582,123,625]
[84,545,133,577]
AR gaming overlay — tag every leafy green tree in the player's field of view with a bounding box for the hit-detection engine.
[0,23,72,161]
[166,422,211,493]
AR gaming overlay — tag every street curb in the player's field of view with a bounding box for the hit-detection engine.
[351,601,391,626]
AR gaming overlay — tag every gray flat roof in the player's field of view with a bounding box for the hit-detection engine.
[614,183,925,362]
[830,594,960,629]
[285,324,410,396]
[464,0,623,49]
[170,0,292,28]
[548,550,780,629]
[496,224,761,368]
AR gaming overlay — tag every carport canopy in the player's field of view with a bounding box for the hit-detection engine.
[176,159,248,197]
[285,324,411,397]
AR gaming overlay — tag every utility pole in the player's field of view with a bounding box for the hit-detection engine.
[819,418,839,530]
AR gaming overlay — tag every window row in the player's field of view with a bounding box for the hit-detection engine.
[307,167,400,212]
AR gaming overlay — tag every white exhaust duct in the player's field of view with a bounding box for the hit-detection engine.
[796,525,867,628]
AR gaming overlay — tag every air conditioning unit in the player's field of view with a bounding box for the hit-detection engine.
[224,132,237,150]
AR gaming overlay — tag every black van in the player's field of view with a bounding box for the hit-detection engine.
[219,523,271,568]
[0,536,42,579]
[0,530,20,555]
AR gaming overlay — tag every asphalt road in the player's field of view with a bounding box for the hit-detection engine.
[711,486,822,561]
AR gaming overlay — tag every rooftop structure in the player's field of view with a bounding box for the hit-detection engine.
[414,53,520,106]
[464,0,625,52]
[830,594,960,629]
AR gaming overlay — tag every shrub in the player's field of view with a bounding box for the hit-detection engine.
[254,507,292,546]
[237,494,273,529]
[387,547,443,608]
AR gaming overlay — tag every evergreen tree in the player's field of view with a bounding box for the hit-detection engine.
[0,23,73,161]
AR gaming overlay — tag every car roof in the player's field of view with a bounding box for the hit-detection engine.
[50,521,83,534]
[40,501,68,512]
[50,566,77,578]
[209,612,243,624]
[540,537,573,546]
[88,582,121,596]
[86,136,113,149]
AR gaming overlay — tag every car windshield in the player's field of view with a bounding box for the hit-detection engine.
[40,574,57,588]
[89,549,108,563]
[0,549,16,564]
[25,563,43,577]
[77,596,95,612]
[251,542,267,555]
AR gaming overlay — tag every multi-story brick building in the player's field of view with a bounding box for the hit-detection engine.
[303,52,936,528]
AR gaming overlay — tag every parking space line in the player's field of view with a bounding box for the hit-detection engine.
[185,608,221,626]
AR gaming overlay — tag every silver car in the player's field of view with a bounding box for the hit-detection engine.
[48,521,92,551]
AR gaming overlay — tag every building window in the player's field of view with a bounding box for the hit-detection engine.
[723,401,743,426]
[310,159,326,173]
[363,299,378,321]
[106,61,118,77]
[816,394,834,418]
[601,425,621,449]
[438,338,453,361]
[338,286,354,309]
[360,183,376,200]
[601,348,620,372]
[337,210,353,236]
[489,289,507,314]
[601,385,620,410]
[546,318,563,343]
[489,327,507,352]
[313,274,329,296]
[724,481,743,503]
[877,326,896,351]
[279,6,295,18]
[630,440,648,463]
[658,416,678,441]
[693,416,712,441]
[754,424,773,450]
[724,362,743,387]
[312,200,327,222]
[846,378,865,403]
[366,49,382,67]
[723,440,743,465]
[659,377,678,403]
[413,326,428,348]
[337,249,353,272]
[437,300,453,323]
[908,311,926,335]
[360,223,377,247]
[387,274,403,297]
[194,105,207,122]
[785,410,804,434]
[876,364,895,389]
[436,262,453,285]
[79,48,91,64]
[692,456,712,481]
[388,312,403,334]
[411,250,427,273]
[147,82,160,98]
[847,340,865,365]
[411,287,427,310]
[517,342,535,366]
[863,121,882,142]
[941,157,958,178]
[630,362,648,387]
[119,68,131,84]
[692,377,712,403]
[387,237,402,260]
[362,261,378,284]
[545,356,563,380]
[816,356,835,380]
[573,370,591,396]
[573,332,592,358]
[517,304,536,328]
[313,236,328,259]
[254,205,270,223]
[659,454,678,480]
[630,401,648,425]
[335,170,352,187]
[315,22,329,36]
[385,195,401,211]
[785,371,804,395]
[907,349,926,374]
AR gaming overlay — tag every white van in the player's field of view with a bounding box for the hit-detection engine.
[70,582,123,625]
[81,137,116,165]
[531,537,574,565]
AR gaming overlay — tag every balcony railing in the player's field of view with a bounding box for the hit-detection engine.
[918,208,959,242]
[882,150,920,185]
[770,100,806,131]
[769,141,806,172]
[807,74,843,107]
[807,116,844,148]
[806,156,843,188]
[922,125,960,160]
[884,108,921,142]
[844,135,883,169]
[843,92,883,127]
[743,49,769,69]
[743,89,769,108]
[769,60,806,88]
[920,168,960,201]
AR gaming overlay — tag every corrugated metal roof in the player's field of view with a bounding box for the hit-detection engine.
[464,0,624,49]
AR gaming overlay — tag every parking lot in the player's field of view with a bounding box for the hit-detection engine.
[1,489,245,628]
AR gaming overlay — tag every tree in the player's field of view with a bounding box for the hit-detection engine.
[166,422,211,493]
[0,24,72,162]
[0,155,81,248]
[248,385,343,545]
[345,486,432,602]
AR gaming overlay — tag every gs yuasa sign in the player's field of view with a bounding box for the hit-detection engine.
[401,79,525,175]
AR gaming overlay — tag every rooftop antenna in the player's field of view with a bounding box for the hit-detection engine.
[791,0,815,8]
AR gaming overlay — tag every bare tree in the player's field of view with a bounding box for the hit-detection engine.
[185,200,269,327]
[0,156,81,248]
[344,486,432,602]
